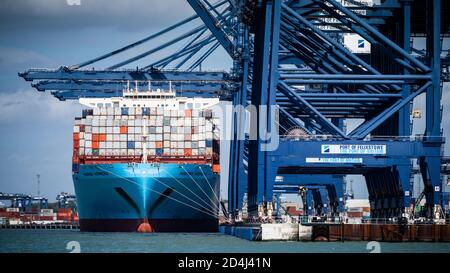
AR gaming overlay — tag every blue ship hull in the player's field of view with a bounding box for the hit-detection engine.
[73,163,220,232]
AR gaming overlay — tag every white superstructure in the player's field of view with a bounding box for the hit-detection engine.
[79,80,220,110]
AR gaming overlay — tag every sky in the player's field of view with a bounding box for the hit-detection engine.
[0,0,448,204]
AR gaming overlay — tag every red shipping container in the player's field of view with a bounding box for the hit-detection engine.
[99,134,107,142]
[185,109,192,117]
[120,126,128,134]
[191,127,198,134]
[92,141,100,149]
[79,124,85,132]
[58,208,72,214]
[73,140,80,148]
[73,133,80,141]
[184,148,192,157]
[92,134,99,142]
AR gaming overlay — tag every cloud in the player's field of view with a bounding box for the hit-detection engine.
[0,0,193,33]
[0,47,53,71]
[0,89,82,125]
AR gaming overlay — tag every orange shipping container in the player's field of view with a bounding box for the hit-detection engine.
[73,140,79,148]
[212,164,220,173]
[92,134,99,142]
[99,134,107,142]
[120,126,128,134]
[156,141,163,148]
[73,133,80,141]
[92,141,100,149]
[184,148,192,157]
[185,109,192,117]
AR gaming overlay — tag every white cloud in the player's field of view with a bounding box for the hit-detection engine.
[0,89,82,125]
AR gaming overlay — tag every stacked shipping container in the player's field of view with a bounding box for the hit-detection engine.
[72,107,220,171]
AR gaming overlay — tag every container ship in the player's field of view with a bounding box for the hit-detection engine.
[71,82,221,232]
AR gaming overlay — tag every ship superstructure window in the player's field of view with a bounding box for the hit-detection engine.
[97,103,104,107]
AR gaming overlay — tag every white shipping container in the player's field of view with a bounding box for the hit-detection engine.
[199,140,206,148]
[114,120,120,127]
[100,142,106,149]
[80,139,85,147]
[79,149,85,156]
[148,134,156,141]
[129,127,135,134]
[121,149,127,155]
[92,127,99,134]
[107,127,113,134]
[135,142,142,149]
[156,134,163,141]
[135,127,142,134]
[135,135,143,142]
[177,149,184,156]
[85,133,92,141]
[73,126,80,133]
[206,132,213,140]
[148,142,155,149]
[120,134,127,142]
[192,149,198,156]
[170,142,177,148]
[85,148,92,155]
[113,127,120,134]
[106,142,113,149]
[148,149,156,156]
[93,108,100,116]
[107,107,114,116]
[113,135,120,141]
[113,142,120,149]
[185,142,191,148]
[164,141,170,148]
[114,108,121,115]
[100,127,106,134]
[129,108,136,115]
[99,119,106,127]
[156,127,163,134]
[120,142,127,149]
[128,135,135,141]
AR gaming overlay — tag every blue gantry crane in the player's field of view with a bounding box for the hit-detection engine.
[19,0,449,222]
[0,192,48,211]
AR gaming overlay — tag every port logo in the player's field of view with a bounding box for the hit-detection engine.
[358,39,365,48]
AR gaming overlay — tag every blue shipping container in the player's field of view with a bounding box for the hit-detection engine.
[127,141,135,149]
[121,107,129,116]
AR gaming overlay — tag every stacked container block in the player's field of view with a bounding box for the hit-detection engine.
[72,107,220,170]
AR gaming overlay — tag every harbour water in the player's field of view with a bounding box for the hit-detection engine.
[0,230,449,253]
